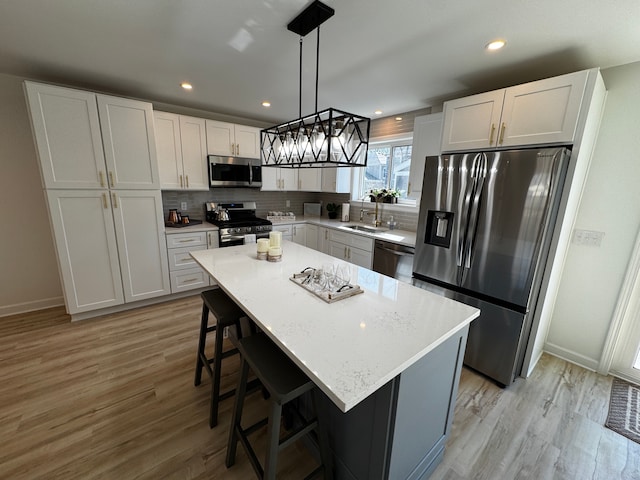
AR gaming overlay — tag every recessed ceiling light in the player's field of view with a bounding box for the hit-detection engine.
[262,101,271,107]
[180,82,193,90]
[374,110,383,115]
[486,39,506,51]
[395,117,402,121]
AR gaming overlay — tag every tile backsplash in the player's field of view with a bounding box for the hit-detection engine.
[161,189,420,232]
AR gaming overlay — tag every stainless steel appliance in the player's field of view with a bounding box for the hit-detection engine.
[205,202,272,247]
[208,155,262,188]
[373,240,414,283]
[412,147,570,386]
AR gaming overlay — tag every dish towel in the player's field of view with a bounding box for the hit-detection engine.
[244,234,256,244]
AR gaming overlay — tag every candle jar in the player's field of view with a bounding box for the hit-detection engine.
[257,238,270,260]
[269,231,282,248]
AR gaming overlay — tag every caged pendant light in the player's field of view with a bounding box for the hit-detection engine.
[260,0,370,169]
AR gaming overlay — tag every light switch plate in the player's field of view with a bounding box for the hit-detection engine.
[181,202,187,211]
[572,229,605,247]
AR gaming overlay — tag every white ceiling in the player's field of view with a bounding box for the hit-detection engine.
[1,0,639,124]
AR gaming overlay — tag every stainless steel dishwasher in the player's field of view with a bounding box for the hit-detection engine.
[372,240,415,283]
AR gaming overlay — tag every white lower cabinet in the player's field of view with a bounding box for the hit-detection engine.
[292,224,306,245]
[271,223,293,242]
[328,229,374,269]
[166,231,213,293]
[317,226,330,254]
[46,189,170,314]
[305,224,318,250]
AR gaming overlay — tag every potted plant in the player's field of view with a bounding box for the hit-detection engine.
[369,188,401,203]
[326,203,340,219]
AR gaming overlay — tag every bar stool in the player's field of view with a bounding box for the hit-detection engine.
[194,288,246,428]
[226,333,332,480]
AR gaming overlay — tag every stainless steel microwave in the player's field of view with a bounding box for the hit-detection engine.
[207,155,262,188]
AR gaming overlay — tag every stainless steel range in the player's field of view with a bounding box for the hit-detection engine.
[205,202,272,247]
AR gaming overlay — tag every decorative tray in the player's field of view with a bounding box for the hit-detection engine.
[290,271,363,303]
[165,219,203,228]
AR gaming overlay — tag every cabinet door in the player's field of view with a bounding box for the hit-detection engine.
[321,167,352,193]
[97,95,160,189]
[306,224,319,251]
[280,168,298,191]
[25,82,106,189]
[179,116,209,190]
[408,113,443,200]
[298,169,322,191]
[234,124,261,158]
[111,190,170,302]
[154,111,183,190]
[328,240,348,261]
[349,246,373,269]
[499,70,588,147]
[260,167,281,191]
[441,90,505,152]
[46,190,124,314]
[205,120,235,156]
[318,227,330,254]
[292,224,306,245]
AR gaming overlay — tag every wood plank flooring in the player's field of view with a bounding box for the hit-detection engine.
[1,296,638,479]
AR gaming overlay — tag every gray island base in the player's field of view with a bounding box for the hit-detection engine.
[316,327,468,480]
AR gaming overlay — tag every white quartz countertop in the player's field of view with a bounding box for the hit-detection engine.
[191,242,479,412]
[165,223,217,234]
[272,216,417,248]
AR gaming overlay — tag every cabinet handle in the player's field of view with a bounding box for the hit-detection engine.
[179,175,183,188]
[235,143,239,156]
[185,175,189,188]
[347,247,351,259]
[499,122,506,145]
[293,226,297,235]
[109,171,115,187]
[180,257,191,262]
[178,239,196,243]
[325,230,328,240]
[489,123,496,145]
[111,192,118,208]
[183,278,199,284]
[344,246,348,258]
[99,171,106,188]
[408,182,411,195]
[102,193,108,209]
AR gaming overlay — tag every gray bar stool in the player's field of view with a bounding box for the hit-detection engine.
[194,288,246,428]
[226,333,332,480]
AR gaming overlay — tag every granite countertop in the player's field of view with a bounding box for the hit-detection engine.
[191,242,479,412]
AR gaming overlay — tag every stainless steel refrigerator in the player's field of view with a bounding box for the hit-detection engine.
[412,147,570,386]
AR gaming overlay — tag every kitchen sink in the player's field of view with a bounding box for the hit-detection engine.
[344,224,387,234]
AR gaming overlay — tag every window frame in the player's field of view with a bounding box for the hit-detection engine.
[352,134,417,206]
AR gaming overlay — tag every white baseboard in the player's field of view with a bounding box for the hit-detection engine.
[0,296,65,318]
[543,342,600,372]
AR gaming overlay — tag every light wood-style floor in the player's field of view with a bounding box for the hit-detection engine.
[1,296,639,479]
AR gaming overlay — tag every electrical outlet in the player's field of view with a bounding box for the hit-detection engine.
[286,200,290,208]
[180,202,187,211]
[572,229,605,247]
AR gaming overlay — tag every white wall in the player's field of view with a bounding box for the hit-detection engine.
[0,73,63,315]
[545,61,640,368]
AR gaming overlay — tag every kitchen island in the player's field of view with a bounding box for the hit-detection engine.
[191,242,479,479]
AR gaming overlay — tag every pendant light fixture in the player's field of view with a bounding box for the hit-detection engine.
[261,0,370,168]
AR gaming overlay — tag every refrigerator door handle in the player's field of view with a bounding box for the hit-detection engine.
[457,154,480,267]
[463,154,488,269]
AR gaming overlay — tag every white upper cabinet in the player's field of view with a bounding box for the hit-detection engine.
[441,70,589,152]
[25,82,107,189]
[321,167,352,193]
[97,94,160,189]
[261,167,298,191]
[154,112,183,190]
[408,113,443,201]
[205,120,260,159]
[298,169,322,191]
[441,90,505,152]
[155,112,209,190]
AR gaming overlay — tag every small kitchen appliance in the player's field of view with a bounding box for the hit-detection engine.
[206,201,272,247]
